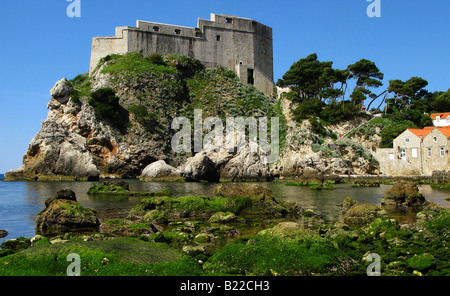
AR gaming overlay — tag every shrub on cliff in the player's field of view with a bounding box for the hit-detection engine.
[88,88,127,129]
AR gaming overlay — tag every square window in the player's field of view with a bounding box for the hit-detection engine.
[216,35,221,41]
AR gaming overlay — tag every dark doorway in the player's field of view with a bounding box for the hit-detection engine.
[247,69,254,85]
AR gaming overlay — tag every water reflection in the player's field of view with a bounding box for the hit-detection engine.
[0,180,448,243]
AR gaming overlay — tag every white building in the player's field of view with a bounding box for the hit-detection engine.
[431,113,450,127]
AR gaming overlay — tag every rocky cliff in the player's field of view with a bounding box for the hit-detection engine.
[6,53,379,181]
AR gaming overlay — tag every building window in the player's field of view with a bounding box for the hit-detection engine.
[405,138,410,143]
[433,136,437,142]
[412,148,417,158]
[427,147,432,157]
[174,29,181,35]
[216,35,221,41]
[399,149,406,159]
[226,18,233,24]
[441,147,445,157]
[152,26,159,32]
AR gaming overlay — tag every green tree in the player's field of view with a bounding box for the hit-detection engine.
[347,59,384,106]
[380,120,417,148]
[432,89,450,112]
[277,53,339,100]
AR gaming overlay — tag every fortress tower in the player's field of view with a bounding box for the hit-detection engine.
[90,13,274,96]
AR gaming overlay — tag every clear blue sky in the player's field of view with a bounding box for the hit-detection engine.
[0,0,449,173]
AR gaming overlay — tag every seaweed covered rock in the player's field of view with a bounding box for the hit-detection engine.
[0,230,8,239]
[213,183,275,203]
[342,197,388,226]
[87,181,171,197]
[257,222,308,239]
[381,181,425,206]
[208,212,238,223]
[35,190,100,234]
[203,229,358,276]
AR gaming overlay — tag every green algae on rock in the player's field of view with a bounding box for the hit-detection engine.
[35,190,100,235]
[87,181,171,197]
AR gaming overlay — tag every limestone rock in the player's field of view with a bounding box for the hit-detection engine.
[50,78,72,103]
[219,145,273,181]
[179,152,220,182]
[381,181,425,206]
[140,160,180,180]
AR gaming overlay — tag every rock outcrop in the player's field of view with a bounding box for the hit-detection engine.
[381,181,425,206]
[140,160,181,181]
[6,54,382,181]
[35,190,100,234]
[342,196,388,226]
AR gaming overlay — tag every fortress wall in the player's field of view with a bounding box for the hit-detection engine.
[89,27,129,73]
[89,14,275,96]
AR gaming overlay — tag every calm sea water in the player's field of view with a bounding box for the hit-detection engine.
[0,180,449,244]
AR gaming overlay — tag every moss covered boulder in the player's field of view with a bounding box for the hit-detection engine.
[342,197,388,226]
[213,183,275,203]
[208,212,238,223]
[381,181,425,206]
[35,190,100,234]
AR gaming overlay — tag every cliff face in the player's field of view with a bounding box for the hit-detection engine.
[6,53,379,181]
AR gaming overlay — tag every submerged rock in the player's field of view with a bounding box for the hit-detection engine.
[381,181,425,206]
[0,230,8,239]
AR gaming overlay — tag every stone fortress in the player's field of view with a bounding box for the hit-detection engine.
[90,13,275,96]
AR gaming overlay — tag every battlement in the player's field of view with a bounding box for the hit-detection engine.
[89,13,274,96]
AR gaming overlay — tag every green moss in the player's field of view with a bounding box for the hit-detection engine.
[87,183,171,197]
[203,233,357,276]
[430,183,450,190]
[0,237,203,276]
[407,253,436,272]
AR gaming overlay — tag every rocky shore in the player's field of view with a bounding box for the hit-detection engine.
[0,181,448,276]
[5,53,383,182]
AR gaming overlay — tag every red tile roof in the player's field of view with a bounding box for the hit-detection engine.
[430,112,450,120]
[407,127,433,138]
[436,126,450,137]
[407,126,450,138]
